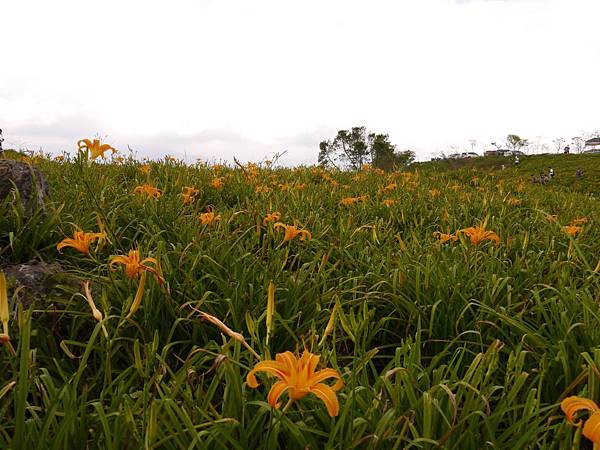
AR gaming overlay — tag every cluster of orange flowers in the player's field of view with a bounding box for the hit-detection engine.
[379,182,397,194]
[55,225,164,319]
[34,142,600,426]
[263,212,281,226]
[433,225,500,246]
[562,217,588,237]
[340,195,367,206]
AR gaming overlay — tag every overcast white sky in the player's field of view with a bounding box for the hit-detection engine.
[1,0,599,164]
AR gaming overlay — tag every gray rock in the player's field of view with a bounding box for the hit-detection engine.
[0,159,49,215]
[2,259,63,309]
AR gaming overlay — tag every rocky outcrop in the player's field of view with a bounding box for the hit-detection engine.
[0,159,49,215]
[2,259,64,309]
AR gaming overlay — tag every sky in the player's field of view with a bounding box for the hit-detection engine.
[1,0,599,164]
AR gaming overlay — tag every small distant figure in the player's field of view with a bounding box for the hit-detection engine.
[549,168,555,179]
[501,164,505,170]
[0,129,4,158]
[564,145,570,155]
[576,167,583,178]
[514,156,520,165]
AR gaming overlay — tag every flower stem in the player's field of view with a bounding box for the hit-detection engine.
[282,398,294,414]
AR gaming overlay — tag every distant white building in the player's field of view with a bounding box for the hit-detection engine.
[583,137,600,154]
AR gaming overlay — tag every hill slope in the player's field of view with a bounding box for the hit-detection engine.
[416,153,600,194]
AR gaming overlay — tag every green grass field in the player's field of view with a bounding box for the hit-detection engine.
[1,150,600,449]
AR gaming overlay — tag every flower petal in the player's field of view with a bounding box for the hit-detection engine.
[583,412,600,444]
[310,383,340,417]
[310,368,343,390]
[109,256,129,270]
[267,380,289,408]
[246,360,287,388]
[126,271,146,319]
[276,351,299,371]
[561,396,600,425]
[57,238,76,252]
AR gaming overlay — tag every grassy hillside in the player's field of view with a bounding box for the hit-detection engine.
[0,150,600,448]
[419,153,600,193]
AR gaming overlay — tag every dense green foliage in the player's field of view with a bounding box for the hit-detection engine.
[1,152,600,449]
[318,127,414,171]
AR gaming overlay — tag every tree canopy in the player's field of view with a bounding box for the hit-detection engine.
[506,134,528,152]
[318,126,414,171]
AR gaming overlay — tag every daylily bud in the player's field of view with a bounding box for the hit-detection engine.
[0,271,9,337]
[266,281,275,344]
[82,281,103,322]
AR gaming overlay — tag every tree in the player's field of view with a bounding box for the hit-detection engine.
[571,136,585,154]
[318,127,369,170]
[319,127,413,171]
[506,134,528,153]
[469,139,477,152]
[553,137,565,154]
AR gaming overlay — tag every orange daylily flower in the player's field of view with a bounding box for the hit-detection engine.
[181,186,199,205]
[379,182,397,194]
[563,225,582,237]
[506,196,520,206]
[139,164,151,175]
[433,231,458,244]
[211,177,224,189]
[247,350,344,416]
[340,195,367,206]
[109,249,164,285]
[322,174,338,187]
[382,199,396,207]
[77,138,117,159]
[255,185,271,194]
[274,223,311,243]
[199,210,221,225]
[458,225,500,246]
[569,217,589,226]
[57,231,106,254]
[263,212,281,226]
[134,184,161,199]
[561,396,600,446]
[429,189,441,198]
